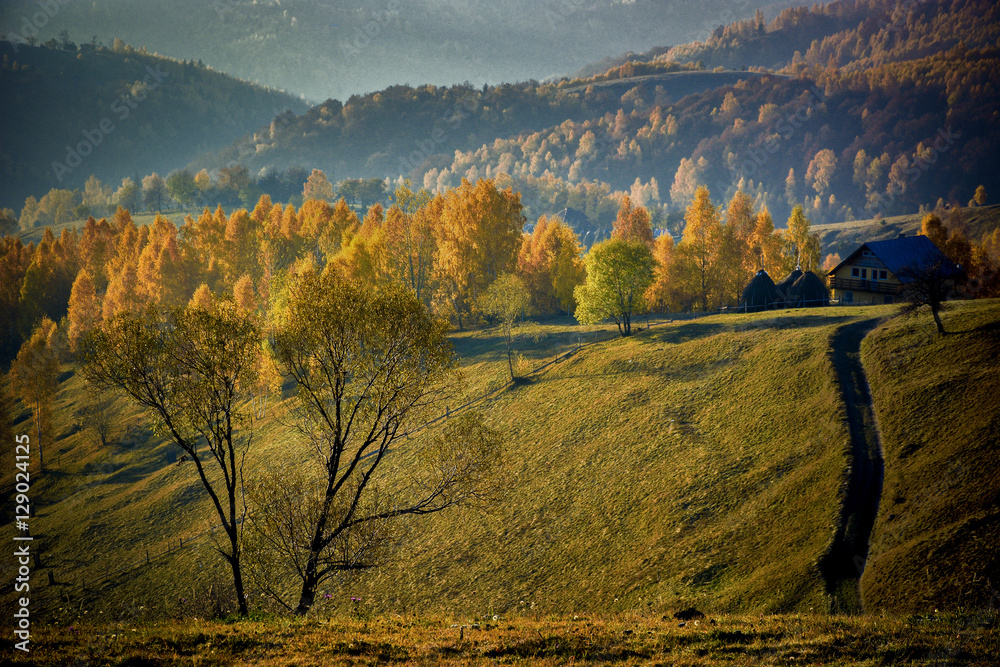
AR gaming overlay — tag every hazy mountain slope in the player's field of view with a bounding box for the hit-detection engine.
[420,0,1000,225]
[0,42,307,210]
[182,0,1000,236]
[0,0,802,102]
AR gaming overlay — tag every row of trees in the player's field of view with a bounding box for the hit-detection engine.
[16,170,392,230]
[575,188,820,335]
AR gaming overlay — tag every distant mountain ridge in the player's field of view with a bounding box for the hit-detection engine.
[0,41,308,209]
[185,0,1000,234]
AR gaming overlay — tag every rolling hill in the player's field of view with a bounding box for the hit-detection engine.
[6,301,998,622]
[0,0,802,103]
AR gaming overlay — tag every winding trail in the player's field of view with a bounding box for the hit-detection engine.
[820,317,886,613]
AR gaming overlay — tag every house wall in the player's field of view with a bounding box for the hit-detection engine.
[828,250,902,304]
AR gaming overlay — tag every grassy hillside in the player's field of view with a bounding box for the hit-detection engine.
[860,299,1000,613]
[6,306,910,624]
[6,301,997,630]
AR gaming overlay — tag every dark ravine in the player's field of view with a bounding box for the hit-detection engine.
[820,317,887,613]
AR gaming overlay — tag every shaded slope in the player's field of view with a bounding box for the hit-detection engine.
[0,42,307,208]
[860,299,1000,613]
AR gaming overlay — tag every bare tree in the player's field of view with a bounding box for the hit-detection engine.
[897,260,963,335]
[263,272,504,615]
[80,303,264,616]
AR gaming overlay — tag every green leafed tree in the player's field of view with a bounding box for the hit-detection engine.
[142,173,170,212]
[480,273,531,381]
[166,169,198,208]
[574,237,655,336]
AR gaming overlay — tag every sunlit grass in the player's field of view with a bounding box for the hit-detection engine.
[10,301,995,638]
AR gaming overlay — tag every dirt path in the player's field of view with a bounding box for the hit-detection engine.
[820,317,886,613]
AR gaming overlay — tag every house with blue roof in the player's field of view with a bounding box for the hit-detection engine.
[826,234,962,304]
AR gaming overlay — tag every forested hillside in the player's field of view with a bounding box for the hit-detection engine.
[0,0,801,102]
[0,40,307,210]
[186,0,1000,232]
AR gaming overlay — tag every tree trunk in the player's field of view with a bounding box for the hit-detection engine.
[295,555,321,615]
[931,305,946,334]
[505,328,515,381]
[231,553,249,617]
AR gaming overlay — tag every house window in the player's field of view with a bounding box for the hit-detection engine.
[880,270,888,279]
[844,291,854,303]
[862,250,872,257]
[852,267,860,277]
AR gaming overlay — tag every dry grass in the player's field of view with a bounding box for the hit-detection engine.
[9,300,996,648]
[6,305,905,626]
[8,611,999,665]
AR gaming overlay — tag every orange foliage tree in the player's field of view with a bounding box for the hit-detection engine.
[517,215,585,314]
[433,178,525,328]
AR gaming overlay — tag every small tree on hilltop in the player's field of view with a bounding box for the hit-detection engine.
[897,260,962,335]
[480,273,531,382]
[974,185,987,207]
[574,238,655,336]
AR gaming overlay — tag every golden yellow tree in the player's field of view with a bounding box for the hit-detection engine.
[233,274,257,314]
[645,232,678,312]
[675,186,723,311]
[750,206,788,277]
[382,187,439,302]
[612,194,655,248]
[433,178,525,328]
[10,317,60,470]
[784,205,820,271]
[517,215,585,314]
[68,269,100,351]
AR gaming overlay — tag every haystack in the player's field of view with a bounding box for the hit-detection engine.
[786,271,830,307]
[774,267,803,303]
[739,270,779,312]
